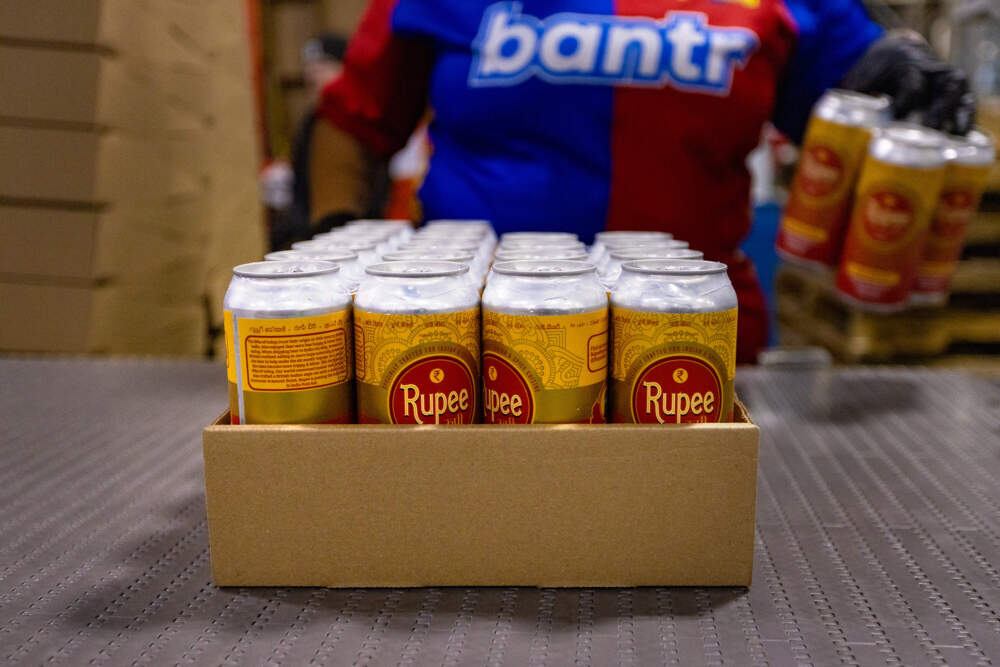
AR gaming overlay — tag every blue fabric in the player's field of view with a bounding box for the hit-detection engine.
[773,0,883,142]
[392,0,616,243]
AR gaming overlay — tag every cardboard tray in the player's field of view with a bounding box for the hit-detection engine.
[203,402,759,588]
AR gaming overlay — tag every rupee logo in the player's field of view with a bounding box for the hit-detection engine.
[469,2,758,95]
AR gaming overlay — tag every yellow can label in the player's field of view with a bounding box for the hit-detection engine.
[482,308,608,424]
[610,307,737,424]
[225,309,353,424]
[354,308,480,424]
[916,162,993,293]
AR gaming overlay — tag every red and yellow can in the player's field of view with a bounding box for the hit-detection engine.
[777,90,890,269]
[835,123,948,310]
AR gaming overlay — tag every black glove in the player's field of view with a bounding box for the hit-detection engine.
[840,29,975,136]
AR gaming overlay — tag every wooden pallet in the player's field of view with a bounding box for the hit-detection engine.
[775,266,1000,362]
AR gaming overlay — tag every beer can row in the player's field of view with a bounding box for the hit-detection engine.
[224,224,738,426]
[777,89,996,310]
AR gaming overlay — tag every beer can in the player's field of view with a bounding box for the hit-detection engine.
[424,219,497,245]
[911,128,996,305]
[498,238,585,253]
[493,248,590,262]
[500,231,579,245]
[264,248,363,294]
[381,249,485,285]
[835,122,949,311]
[596,238,689,273]
[292,238,381,272]
[610,259,738,424]
[590,230,673,264]
[354,261,480,424]
[223,261,353,425]
[346,218,414,244]
[482,260,608,424]
[600,247,704,292]
[777,90,891,269]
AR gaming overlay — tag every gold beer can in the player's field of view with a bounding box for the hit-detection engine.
[610,260,738,424]
[354,261,480,424]
[482,260,608,424]
[224,261,353,424]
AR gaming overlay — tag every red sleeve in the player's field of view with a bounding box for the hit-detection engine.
[319,0,433,157]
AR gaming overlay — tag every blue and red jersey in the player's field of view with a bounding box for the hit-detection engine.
[321,0,881,360]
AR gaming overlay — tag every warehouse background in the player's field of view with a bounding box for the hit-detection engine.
[1,0,997,372]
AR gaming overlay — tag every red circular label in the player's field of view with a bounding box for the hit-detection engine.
[631,355,723,424]
[388,355,475,425]
[862,190,915,243]
[931,189,975,239]
[798,145,844,197]
[482,353,534,424]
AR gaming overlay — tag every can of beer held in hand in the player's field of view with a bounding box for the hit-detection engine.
[777,90,890,269]
[224,261,353,424]
[354,261,480,424]
[610,260,738,424]
[911,128,996,305]
[482,260,608,424]
[835,122,949,310]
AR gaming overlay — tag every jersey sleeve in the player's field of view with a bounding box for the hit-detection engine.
[773,0,883,142]
[319,0,434,157]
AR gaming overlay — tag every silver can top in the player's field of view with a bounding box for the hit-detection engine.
[620,259,727,275]
[608,248,703,261]
[491,259,597,277]
[292,239,379,252]
[365,260,470,278]
[815,89,891,127]
[871,122,949,168]
[494,248,590,262]
[382,250,475,263]
[265,249,358,263]
[946,127,996,166]
[233,260,339,278]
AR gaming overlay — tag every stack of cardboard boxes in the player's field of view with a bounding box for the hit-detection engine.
[0,0,264,356]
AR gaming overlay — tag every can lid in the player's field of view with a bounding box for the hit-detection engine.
[498,239,586,251]
[402,239,480,251]
[492,259,597,277]
[603,238,689,250]
[824,89,891,111]
[947,127,996,166]
[609,247,703,260]
[234,260,339,278]
[293,239,378,252]
[265,249,358,262]
[424,219,492,227]
[620,259,727,276]
[366,260,470,277]
[347,218,412,228]
[494,249,589,261]
[595,230,673,242]
[500,231,579,242]
[382,250,475,263]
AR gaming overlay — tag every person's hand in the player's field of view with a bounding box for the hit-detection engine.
[840,29,975,136]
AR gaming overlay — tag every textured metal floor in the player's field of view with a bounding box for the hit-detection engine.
[1,358,999,666]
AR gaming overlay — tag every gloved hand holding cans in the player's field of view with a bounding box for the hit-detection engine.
[224,220,739,426]
[777,89,997,311]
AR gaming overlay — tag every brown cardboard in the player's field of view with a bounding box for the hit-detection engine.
[0,46,209,131]
[203,404,759,587]
[0,0,212,64]
[0,281,206,355]
[0,125,202,203]
[0,200,208,284]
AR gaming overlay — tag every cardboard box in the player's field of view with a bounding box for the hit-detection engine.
[0,281,207,355]
[0,0,212,64]
[203,404,759,587]
[0,200,208,287]
[0,125,203,203]
[0,45,210,131]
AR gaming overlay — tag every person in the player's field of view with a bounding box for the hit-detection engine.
[269,33,390,249]
[316,1,975,362]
